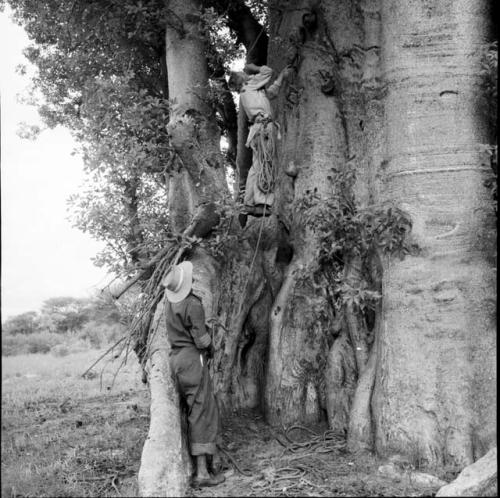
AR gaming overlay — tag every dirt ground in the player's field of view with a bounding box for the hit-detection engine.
[2,351,449,497]
[190,410,443,497]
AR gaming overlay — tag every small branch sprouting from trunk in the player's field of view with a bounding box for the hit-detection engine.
[346,249,383,452]
[347,301,381,452]
[344,256,369,375]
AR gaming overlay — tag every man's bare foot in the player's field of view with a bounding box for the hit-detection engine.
[192,473,225,488]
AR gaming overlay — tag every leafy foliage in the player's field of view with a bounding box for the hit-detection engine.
[67,75,172,273]
[6,0,173,274]
[298,163,412,313]
[6,0,247,277]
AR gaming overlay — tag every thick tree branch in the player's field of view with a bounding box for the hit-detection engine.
[207,51,238,162]
[203,0,268,64]
[123,177,145,264]
[344,256,369,375]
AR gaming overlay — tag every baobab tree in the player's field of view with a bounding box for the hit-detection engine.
[7,0,496,495]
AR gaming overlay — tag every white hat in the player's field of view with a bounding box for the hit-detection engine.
[162,261,193,303]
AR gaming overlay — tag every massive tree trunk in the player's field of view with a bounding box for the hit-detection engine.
[263,0,388,434]
[371,0,496,467]
[263,0,350,426]
[138,0,496,494]
[262,0,496,468]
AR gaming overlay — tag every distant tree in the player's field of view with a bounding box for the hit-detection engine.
[87,292,125,325]
[35,293,127,334]
[2,311,40,335]
[40,296,91,333]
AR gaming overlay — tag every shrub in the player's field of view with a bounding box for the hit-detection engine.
[28,338,51,354]
[2,336,23,356]
[51,344,70,357]
[2,321,126,357]
[2,331,63,356]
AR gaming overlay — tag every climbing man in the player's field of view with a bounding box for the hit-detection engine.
[228,63,294,217]
[162,260,224,488]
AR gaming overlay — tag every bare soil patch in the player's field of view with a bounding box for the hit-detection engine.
[191,410,443,497]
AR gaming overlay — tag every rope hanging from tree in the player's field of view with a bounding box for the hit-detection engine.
[248,118,278,195]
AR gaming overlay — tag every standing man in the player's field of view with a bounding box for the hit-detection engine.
[228,63,294,216]
[162,260,224,488]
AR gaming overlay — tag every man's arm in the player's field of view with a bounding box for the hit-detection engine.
[266,65,294,99]
[244,63,262,74]
[185,296,211,350]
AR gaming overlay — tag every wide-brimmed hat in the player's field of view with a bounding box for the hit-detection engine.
[163,261,193,303]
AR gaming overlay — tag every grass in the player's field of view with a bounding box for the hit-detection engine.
[2,349,449,497]
[1,349,150,498]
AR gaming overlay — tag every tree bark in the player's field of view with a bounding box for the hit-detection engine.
[265,2,347,424]
[325,330,357,435]
[123,177,145,264]
[138,297,192,497]
[205,0,269,65]
[371,0,496,467]
[165,0,228,232]
[347,300,381,452]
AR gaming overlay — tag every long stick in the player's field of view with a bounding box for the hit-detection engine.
[81,336,127,378]
[111,209,205,300]
[111,246,174,299]
[217,445,252,477]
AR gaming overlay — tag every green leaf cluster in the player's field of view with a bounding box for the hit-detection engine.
[7,0,252,277]
[7,0,175,276]
[297,163,412,313]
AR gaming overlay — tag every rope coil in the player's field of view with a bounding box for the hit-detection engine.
[247,118,278,195]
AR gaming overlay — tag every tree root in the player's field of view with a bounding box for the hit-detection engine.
[347,275,382,452]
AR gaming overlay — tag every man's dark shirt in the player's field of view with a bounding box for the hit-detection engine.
[165,294,211,350]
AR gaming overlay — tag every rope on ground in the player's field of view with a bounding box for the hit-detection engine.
[286,424,319,438]
[275,427,346,457]
[247,427,347,495]
[218,445,253,477]
[274,466,307,481]
[250,464,328,496]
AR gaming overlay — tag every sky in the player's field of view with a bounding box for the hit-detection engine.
[1,7,111,320]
